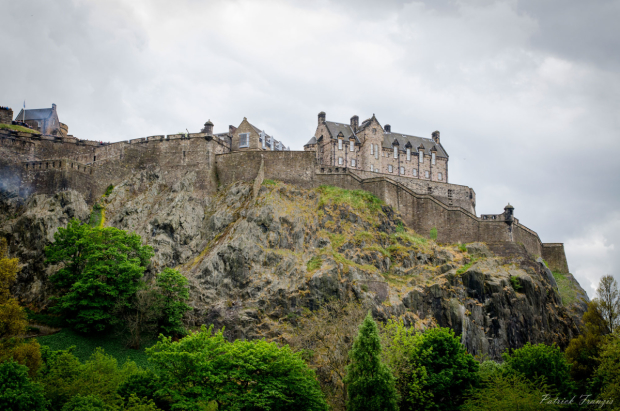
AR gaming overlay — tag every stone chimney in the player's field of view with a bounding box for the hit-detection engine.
[52,103,57,111]
[350,115,359,131]
[229,125,237,135]
[384,124,391,133]
[432,130,440,144]
[203,119,214,135]
[318,111,326,125]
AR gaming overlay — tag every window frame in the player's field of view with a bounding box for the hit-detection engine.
[338,139,343,150]
[432,152,436,165]
[419,151,424,163]
[338,157,343,165]
[406,148,411,161]
[393,146,398,159]
[438,172,443,181]
[239,133,250,148]
[388,165,393,173]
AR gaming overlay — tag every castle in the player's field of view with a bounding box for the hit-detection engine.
[0,105,570,273]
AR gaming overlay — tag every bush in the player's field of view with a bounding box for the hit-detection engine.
[46,219,153,333]
[345,312,398,411]
[104,185,114,197]
[0,360,48,411]
[503,342,573,397]
[147,325,328,411]
[510,276,523,292]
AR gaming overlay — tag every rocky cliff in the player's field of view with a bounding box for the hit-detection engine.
[0,169,589,359]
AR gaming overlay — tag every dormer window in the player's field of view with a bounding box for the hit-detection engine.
[432,152,436,165]
[393,147,398,159]
[406,148,411,161]
[239,133,249,148]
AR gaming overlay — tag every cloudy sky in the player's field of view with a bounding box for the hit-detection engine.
[3,0,619,297]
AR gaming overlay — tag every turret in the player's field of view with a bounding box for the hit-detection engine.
[504,203,514,222]
[203,119,214,135]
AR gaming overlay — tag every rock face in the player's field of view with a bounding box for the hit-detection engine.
[0,170,588,359]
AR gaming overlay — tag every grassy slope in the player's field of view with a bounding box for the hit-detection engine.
[0,123,41,134]
[37,329,154,368]
[552,271,579,306]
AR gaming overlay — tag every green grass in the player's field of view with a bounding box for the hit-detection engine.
[317,185,383,215]
[365,245,390,259]
[354,231,375,243]
[392,231,427,246]
[37,329,155,368]
[89,203,105,227]
[262,179,278,186]
[430,227,438,240]
[458,243,467,253]
[552,271,578,306]
[0,123,41,134]
[456,258,479,275]
[104,184,114,196]
[307,256,322,272]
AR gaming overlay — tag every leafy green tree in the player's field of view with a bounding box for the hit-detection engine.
[60,395,106,411]
[155,268,191,337]
[147,325,328,411]
[46,219,153,333]
[344,312,398,411]
[462,373,560,411]
[596,275,619,334]
[589,333,620,404]
[0,360,48,411]
[39,347,140,411]
[503,342,573,398]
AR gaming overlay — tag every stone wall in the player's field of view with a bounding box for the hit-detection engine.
[0,107,13,125]
[542,243,570,273]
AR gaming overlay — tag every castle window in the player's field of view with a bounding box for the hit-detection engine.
[413,169,417,177]
[351,159,356,167]
[448,189,453,198]
[432,152,436,165]
[338,139,343,150]
[375,145,379,160]
[350,141,354,151]
[388,165,393,173]
[93,156,96,162]
[239,133,250,148]
[406,148,411,161]
[375,168,379,173]
[419,152,424,163]
[370,144,373,155]
[400,166,404,175]
[438,172,443,181]
[372,128,376,134]
[425,170,429,178]
[393,147,398,159]
[338,157,343,165]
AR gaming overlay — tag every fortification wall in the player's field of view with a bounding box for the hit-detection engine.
[0,107,13,125]
[350,168,476,214]
[542,243,569,273]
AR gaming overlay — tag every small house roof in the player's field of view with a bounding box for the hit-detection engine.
[14,108,54,121]
[305,136,317,146]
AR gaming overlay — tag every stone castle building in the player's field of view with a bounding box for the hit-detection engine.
[14,104,70,137]
[305,112,448,183]
[0,104,570,273]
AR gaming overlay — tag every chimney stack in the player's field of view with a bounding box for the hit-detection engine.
[350,115,359,130]
[384,124,391,133]
[318,111,326,125]
[432,130,440,144]
[229,125,237,135]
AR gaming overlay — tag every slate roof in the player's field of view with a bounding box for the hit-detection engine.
[304,136,317,146]
[14,108,53,121]
[382,132,448,158]
[248,122,287,150]
[324,121,361,143]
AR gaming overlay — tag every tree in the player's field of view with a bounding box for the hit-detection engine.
[565,300,608,385]
[407,327,479,411]
[46,219,153,333]
[589,333,620,404]
[282,299,366,411]
[0,238,42,377]
[155,268,191,337]
[596,275,620,334]
[0,360,48,411]
[147,325,328,411]
[503,343,573,398]
[462,373,560,411]
[344,312,398,411]
[115,288,161,349]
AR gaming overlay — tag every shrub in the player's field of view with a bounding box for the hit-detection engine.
[0,360,48,411]
[458,243,467,253]
[345,312,398,411]
[46,219,153,333]
[307,256,322,272]
[262,179,277,186]
[510,276,523,292]
[154,268,191,337]
[104,184,114,197]
[430,227,438,240]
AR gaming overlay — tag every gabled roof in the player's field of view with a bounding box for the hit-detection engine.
[382,132,448,158]
[323,121,361,144]
[14,108,54,121]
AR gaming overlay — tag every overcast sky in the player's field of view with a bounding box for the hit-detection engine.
[3,0,619,298]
